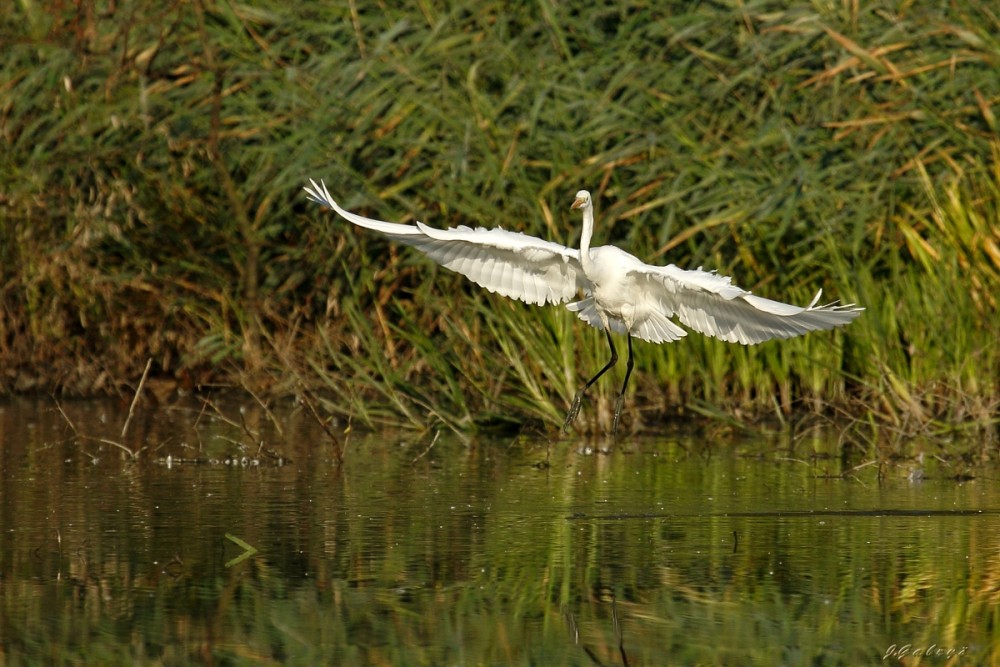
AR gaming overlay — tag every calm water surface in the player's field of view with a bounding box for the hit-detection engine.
[0,397,996,665]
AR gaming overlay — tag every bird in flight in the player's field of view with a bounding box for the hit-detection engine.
[304,180,863,434]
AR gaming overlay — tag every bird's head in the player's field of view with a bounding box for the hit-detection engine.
[571,190,592,211]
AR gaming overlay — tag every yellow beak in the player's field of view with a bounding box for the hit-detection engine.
[571,197,585,210]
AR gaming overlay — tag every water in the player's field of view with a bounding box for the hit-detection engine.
[0,397,995,665]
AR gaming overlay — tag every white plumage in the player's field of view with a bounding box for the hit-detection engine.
[304,180,863,434]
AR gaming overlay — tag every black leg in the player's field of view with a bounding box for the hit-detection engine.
[612,335,634,436]
[563,329,618,432]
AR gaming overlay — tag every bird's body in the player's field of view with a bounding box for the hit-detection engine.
[304,180,863,433]
[584,246,644,318]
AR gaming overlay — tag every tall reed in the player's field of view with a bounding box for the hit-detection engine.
[2,2,997,435]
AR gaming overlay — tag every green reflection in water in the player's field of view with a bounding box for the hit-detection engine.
[0,399,996,665]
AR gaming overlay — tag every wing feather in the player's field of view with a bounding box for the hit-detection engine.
[635,264,863,345]
[305,179,584,306]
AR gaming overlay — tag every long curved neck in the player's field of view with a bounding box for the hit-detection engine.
[579,204,595,273]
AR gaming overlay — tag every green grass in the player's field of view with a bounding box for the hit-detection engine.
[1,1,998,439]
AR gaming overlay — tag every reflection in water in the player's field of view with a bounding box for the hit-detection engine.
[0,397,996,664]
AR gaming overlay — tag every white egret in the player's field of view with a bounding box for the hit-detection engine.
[304,179,863,434]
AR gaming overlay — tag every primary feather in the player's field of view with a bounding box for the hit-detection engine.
[305,179,583,306]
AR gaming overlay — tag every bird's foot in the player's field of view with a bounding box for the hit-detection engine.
[562,388,586,432]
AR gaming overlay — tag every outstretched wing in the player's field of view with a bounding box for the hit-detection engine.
[305,179,585,306]
[632,263,863,345]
